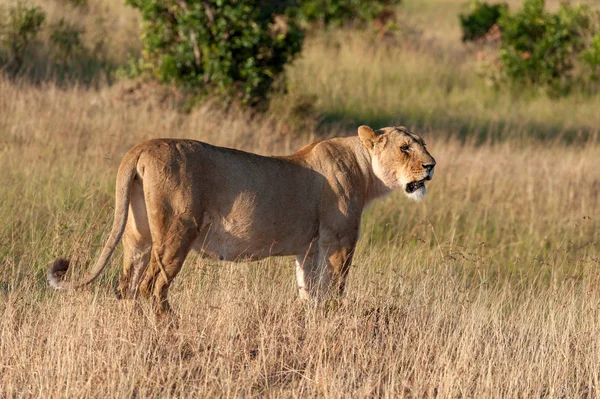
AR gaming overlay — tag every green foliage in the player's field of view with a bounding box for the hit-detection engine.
[464,0,600,95]
[497,0,591,92]
[582,33,600,81]
[0,0,114,85]
[298,0,401,28]
[459,1,507,42]
[65,0,88,8]
[127,0,402,106]
[50,18,85,61]
[126,0,304,106]
[0,0,45,67]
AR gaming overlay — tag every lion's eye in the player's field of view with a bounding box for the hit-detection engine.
[400,145,411,153]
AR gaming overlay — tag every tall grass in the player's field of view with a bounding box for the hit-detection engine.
[1,0,599,396]
[289,30,600,142]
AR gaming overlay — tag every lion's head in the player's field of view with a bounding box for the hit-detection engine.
[358,125,436,200]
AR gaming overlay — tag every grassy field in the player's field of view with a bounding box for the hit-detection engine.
[1,0,600,396]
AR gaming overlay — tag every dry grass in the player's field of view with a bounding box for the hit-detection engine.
[289,30,600,143]
[3,254,600,397]
[1,72,599,397]
[1,0,600,396]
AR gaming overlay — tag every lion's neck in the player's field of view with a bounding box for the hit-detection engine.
[351,138,394,206]
[365,171,394,206]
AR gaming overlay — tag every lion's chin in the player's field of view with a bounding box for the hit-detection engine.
[404,180,427,201]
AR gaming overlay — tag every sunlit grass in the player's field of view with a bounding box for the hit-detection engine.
[287,29,600,142]
[1,0,599,396]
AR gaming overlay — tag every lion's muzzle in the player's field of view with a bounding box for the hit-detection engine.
[404,161,435,199]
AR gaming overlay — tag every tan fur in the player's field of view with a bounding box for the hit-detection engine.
[48,125,436,311]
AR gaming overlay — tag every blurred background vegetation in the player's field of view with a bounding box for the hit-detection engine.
[1,0,599,142]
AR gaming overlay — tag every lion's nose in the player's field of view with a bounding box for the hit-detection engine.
[423,162,436,172]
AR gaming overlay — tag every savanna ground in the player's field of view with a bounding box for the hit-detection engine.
[1,0,600,396]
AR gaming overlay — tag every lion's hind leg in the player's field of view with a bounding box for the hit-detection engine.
[117,234,151,300]
[138,216,198,313]
[116,181,152,299]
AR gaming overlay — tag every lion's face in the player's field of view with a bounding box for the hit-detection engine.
[359,126,436,200]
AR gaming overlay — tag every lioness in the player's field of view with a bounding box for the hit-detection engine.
[48,125,435,312]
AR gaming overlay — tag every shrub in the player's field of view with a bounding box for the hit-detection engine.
[459,1,507,42]
[65,0,88,8]
[582,32,600,82]
[126,0,304,106]
[298,0,401,28]
[0,0,45,67]
[497,0,591,92]
[462,0,600,95]
[50,18,85,61]
[126,0,403,107]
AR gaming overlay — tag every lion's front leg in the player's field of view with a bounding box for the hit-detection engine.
[295,247,319,301]
[296,228,357,302]
[318,239,356,298]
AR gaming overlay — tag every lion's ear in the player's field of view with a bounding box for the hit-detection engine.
[358,125,377,149]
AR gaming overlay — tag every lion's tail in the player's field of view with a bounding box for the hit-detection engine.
[47,151,141,290]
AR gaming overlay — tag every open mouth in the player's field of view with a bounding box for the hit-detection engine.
[405,179,426,194]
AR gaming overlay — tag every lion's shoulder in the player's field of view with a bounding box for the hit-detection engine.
[282,137,362,163]
[280,139,326,162]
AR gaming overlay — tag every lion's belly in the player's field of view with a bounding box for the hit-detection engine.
[191,210,317,262]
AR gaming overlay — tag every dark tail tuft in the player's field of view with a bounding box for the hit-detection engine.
[47,258,70,289]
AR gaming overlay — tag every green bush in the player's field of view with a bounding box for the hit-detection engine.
[459,1,507,42]
[582,33,600,82]
[497,0,591,92]
[126,0,402,107]
[0,1,115,83]
[126,0,304,106]
[50,18,85,61]
[0,0,45,67]
[65,0,88,8]
[463,0,600,94]
[298,0,401,28]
